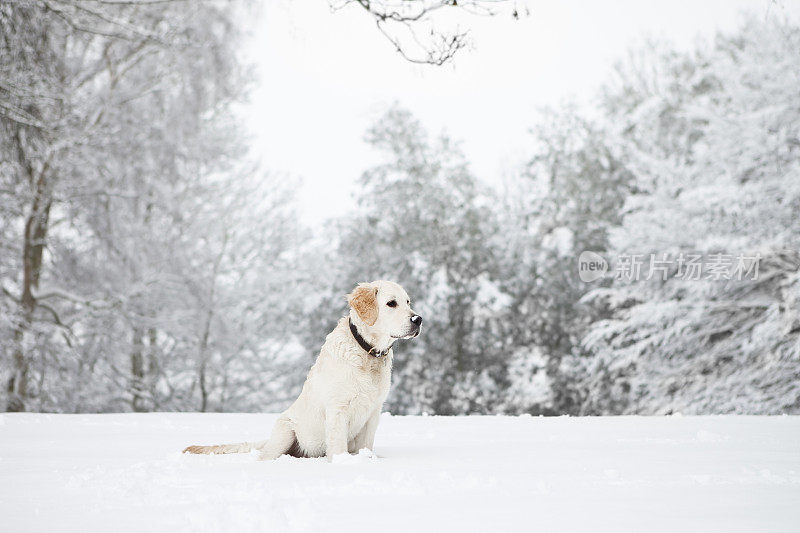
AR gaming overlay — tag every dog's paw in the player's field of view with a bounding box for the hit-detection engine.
[356,448,378,459]
[257,450,280,461]
[330,449,377,464]
[328,452,352,464]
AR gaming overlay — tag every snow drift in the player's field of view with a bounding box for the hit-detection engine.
[1,413,799,532]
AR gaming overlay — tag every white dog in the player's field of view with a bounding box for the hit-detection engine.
[183,280,422,460]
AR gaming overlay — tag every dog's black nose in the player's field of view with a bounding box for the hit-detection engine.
[410,315,422,326]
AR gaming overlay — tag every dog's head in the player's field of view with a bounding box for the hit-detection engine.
[347,280,422,340]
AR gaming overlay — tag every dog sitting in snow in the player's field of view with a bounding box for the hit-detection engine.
[183,280,422,460]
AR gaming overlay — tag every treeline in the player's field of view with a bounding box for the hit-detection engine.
[2,9,798,414]
[298,15,800,416]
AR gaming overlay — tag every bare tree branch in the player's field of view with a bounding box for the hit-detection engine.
[331,0,516,65]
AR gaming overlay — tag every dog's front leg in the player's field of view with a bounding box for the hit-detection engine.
[325,407,349,459]
[352,408,381,452]
[364,409,381,450]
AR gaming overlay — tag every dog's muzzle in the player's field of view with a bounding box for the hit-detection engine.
[392,315,423,340]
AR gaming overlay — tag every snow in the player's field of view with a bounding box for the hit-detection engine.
[1,414,799,532]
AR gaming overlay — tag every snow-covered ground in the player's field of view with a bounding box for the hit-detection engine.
[1,413,798,532]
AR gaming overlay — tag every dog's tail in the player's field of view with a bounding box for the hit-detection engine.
[182,440,266,455]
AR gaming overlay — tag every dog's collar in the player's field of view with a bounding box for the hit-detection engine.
[349,318,391,358]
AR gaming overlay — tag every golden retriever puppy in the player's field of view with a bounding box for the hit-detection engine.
[183,280,422,460]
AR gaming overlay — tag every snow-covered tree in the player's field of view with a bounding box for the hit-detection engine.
[496,108,632,414]
[580,15,800,414]
[0,1,304,412]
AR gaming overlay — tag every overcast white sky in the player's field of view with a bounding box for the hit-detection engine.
[245,0,797,224]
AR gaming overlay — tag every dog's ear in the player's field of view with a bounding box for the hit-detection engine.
[347,283,378,326]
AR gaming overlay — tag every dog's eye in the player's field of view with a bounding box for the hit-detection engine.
[386,300,397,308]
